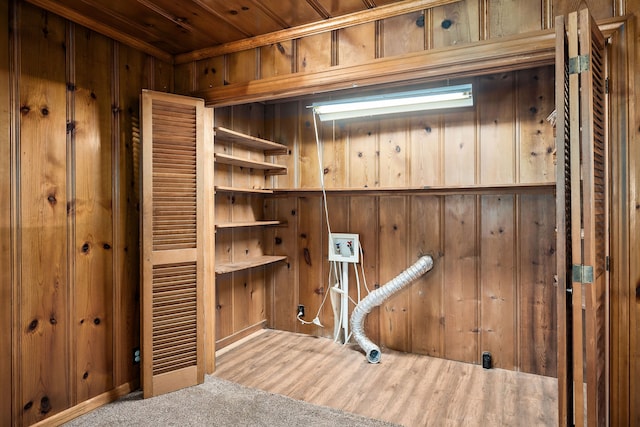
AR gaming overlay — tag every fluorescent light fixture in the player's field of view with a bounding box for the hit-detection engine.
[312,84,473,121]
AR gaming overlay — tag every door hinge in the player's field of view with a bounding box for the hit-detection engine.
[569,54,590,74]
[605,256,610,271]
[572,264,594,284]
[605,77,610,94]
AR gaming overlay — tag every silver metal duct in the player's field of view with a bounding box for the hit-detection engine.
[350,255,434,363]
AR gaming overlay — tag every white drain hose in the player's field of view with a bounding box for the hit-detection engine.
[350,255,434,363]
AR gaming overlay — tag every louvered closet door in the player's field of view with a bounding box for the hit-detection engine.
[557,8,609,426]
[141,90,205,398]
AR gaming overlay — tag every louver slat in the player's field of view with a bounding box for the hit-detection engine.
[141,90,205,398]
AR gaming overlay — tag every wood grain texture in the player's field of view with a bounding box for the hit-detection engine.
[478,73,515,185]
[73,26,114,403]
[347,119,378,188]
[215,329,559,426]
[297,33,332,73]
[1,0,12,423]
[378,117,409,187]
[409,196,444,356]
[553,0,614,21]
[260,40,293,79]
[480,195,516,369]
[382,11,425,57]
[518,193,556,377]
[227,49,257,85]
[409,114,442,186]
[378,196,411,352]
[114,41,145,390]
[443,195,478,363]
[517,66,556,183]
[443,110,476,186]
[18,6,70,424]
[487,0,542,38]
[431,0,480,48]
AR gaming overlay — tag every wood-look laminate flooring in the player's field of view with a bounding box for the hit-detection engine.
[214,329,557,427]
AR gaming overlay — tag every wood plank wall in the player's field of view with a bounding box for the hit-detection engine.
[1,2,173,424]
[245,66,557,377]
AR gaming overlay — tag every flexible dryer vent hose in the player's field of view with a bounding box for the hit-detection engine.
[350,255,434,363]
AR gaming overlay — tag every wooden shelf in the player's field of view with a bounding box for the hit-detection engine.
[215,186,273,194]
[272,182,556,196]
[215,220,282,229]
[215,153,287,175]
[215,255,287,274]
[214,127,288,155]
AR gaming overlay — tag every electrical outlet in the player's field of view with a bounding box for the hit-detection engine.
[328,233,360,263]
[132,347,141,365]
[297,304,305,318]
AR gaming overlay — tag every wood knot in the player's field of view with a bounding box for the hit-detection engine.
[275,237,282,245]
[40,396,51,414]
[424,126,431,133]
[24,401,33,411]
[20,105,30,115]
[529,106,538,114]
[303,248,312,266]
[395,145,401,153]
[393,224,398,230]
[67,82,76,91]
[103,243,111,250]
[323,167,329,175]
[82,242,90,253]
[47,194,57,205]
[67,121,76,133]
[441,19,452,29]
[83,372,89,379]
[28,319,38,331]
[93,318,101,325]
[41,107,49,116]
[90,92,97,99]
[49,317,57,325]
[291,209,296,216]
[276,43,285,54]
[415,14,425,28]
[357,152,363,158]
[216,304,222,310]
[228,9,238,15]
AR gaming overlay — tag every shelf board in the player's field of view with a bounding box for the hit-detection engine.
[271,182,556,196]
[215,220,282,229]
[215,186,273,194]
[215,153,287,175]
[214,127,288,155]
[215,255,287,274]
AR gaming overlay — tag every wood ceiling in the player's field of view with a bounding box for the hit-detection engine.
[25,0,410,61]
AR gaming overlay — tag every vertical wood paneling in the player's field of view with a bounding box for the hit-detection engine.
[349,196,380,347]
[299,105,321,188]
[519,193,557,376]
[18,7,70,424]
[260,41,293,79]
[431,0,480,48]
[266,197,298,331]
[173,62,194,95]
[410,196,444,357]
[479,73,515,185]
[488,0,542,38]
[480,195,516,370]
[379,196,410,352]
[409,115,442,186]
[297,197,324,335]
[553,0,614,21]
[379,117,409,187]
[517,67,556,183]
[348,120,378,188]
[338,23,376,66]
[227,49,256,84]
[232,269,252,332]
[0,0,12,422]
[195,57,225,91]
[265,102,297,189]
[297,33,332,73]
[443,195,478,363]
[324,196,350,339]
[114,42,145,388]
[443,110,476,185]
[320,120,346,188]
[74,27,114,402]
[382,11,425,57]
[216,273,234,344]
[151,58,172,92]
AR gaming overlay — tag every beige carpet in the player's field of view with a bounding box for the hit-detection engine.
[63,375,399,426]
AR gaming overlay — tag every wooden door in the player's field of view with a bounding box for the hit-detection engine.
[141,90,205,397]
[556,8,608,427]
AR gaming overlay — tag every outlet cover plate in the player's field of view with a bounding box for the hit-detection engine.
[328,233,359,263]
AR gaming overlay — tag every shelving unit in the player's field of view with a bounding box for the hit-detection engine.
[213,126,288,276]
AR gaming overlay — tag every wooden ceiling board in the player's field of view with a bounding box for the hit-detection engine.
[179,0,284,38]
[26,0,419,59]
[249,0,326,28]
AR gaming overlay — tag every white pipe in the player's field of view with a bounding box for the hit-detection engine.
[350,255,434,363]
